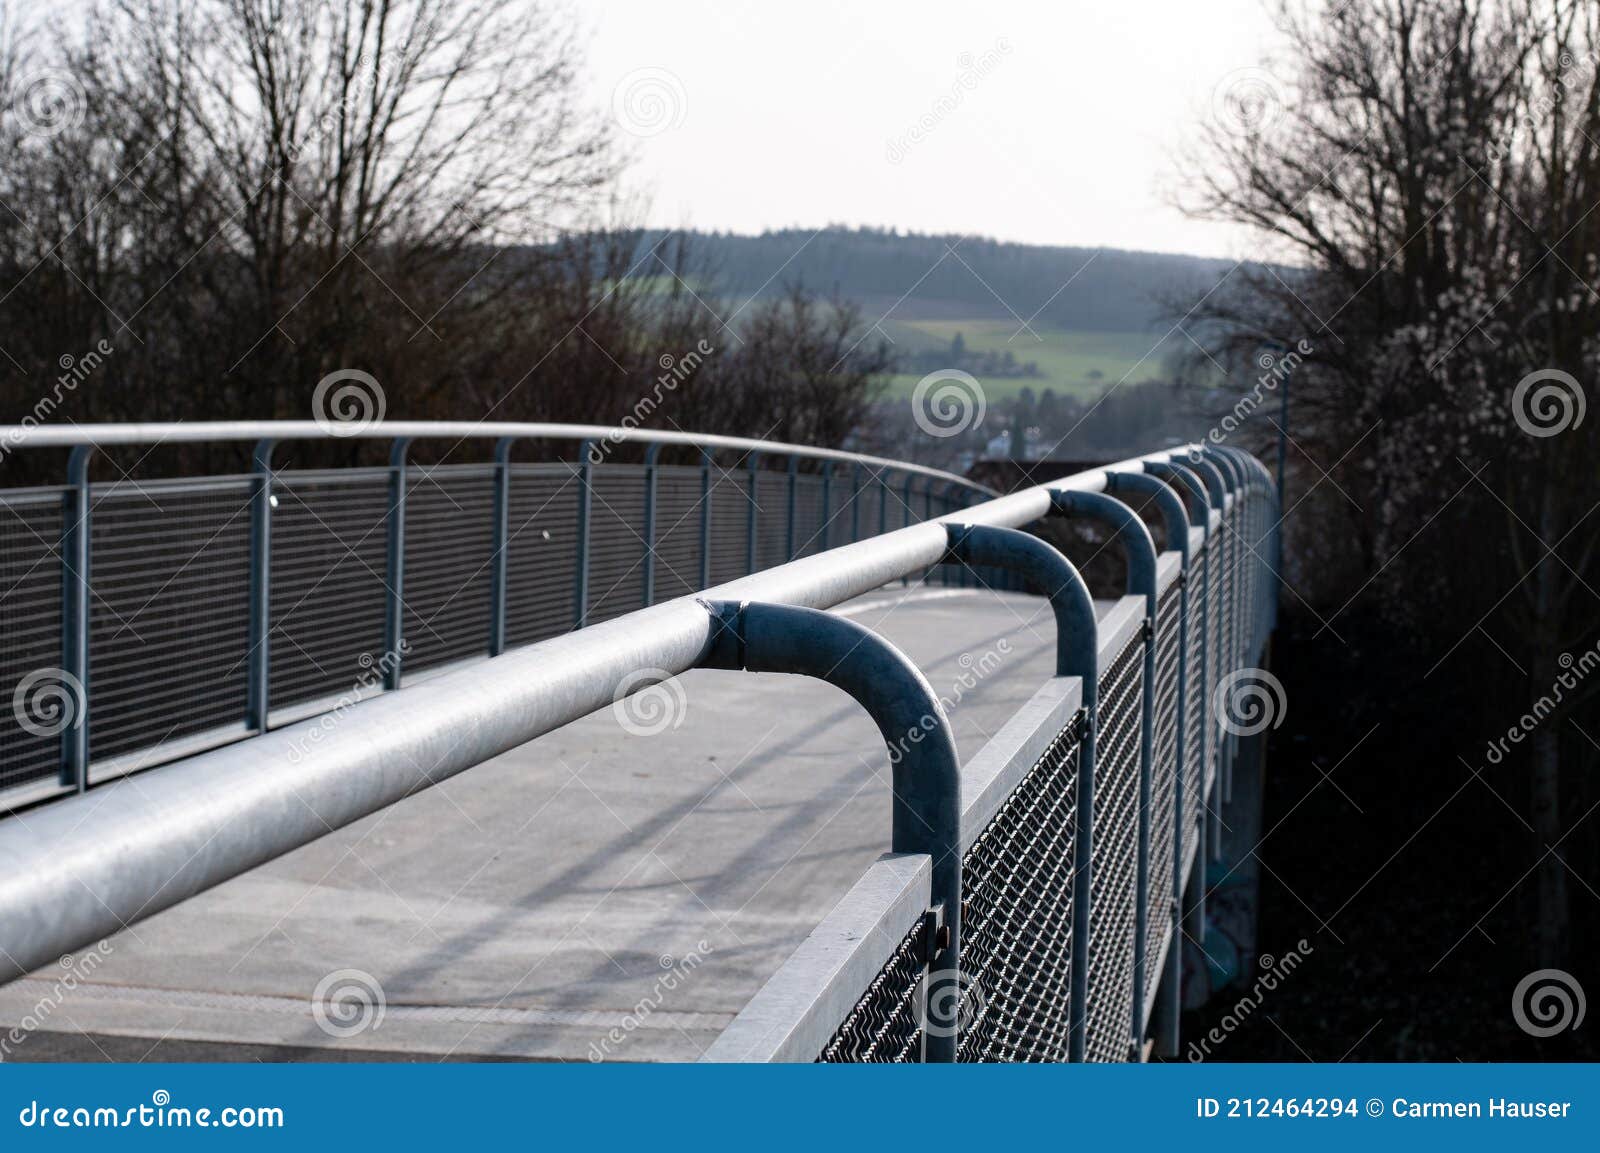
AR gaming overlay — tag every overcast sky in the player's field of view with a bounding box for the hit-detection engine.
[579,0,1283,259]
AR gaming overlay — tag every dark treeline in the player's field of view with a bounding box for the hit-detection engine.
[648,226,1240,333]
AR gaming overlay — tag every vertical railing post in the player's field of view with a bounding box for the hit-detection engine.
[850,463,863,543]
[785,455,799,561]
[246,438,276,731]
[60,445,94,790]
[746,451,760,574]
[641,443,661,607]
[488,437,515,656]
[383,437,413,690]
[699,448,713,589]
[818,461,833,552]
[901,474,916,586]
[573,440,593,628]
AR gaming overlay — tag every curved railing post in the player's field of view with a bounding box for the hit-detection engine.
[489,436,516,656]
[246,438,277,732]
[1104,467,1190,1059]
[641,443,662,608]
[699,598,963,1062]
[61,445,95,790]
[939,523,1098,1061]
[1047,487,1158,1059]
[573,439,594,628]
[383,437,413,691]
[1147,458,1212,946]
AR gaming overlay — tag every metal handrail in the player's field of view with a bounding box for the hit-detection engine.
[0,440,1196,983]
[0,420,997,496]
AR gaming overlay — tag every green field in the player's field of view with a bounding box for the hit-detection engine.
[877,319,1182,402]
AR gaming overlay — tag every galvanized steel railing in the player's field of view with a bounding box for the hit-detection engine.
[0,426,1277,1064]
[0,422,994,811]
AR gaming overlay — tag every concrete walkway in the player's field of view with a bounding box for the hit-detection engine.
[0,586,1070,1062]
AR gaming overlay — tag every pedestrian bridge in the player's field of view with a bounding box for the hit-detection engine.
[0,422,1274,1062]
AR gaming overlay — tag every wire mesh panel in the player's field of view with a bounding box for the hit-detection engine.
[1084,627,1145,1062]
[755,469,789,571]
[269,471,389,712]
[89,481,254,760]
[1204,536,1221,792]
[651,466,702,604]
[402,465,493,675]
[792,473,826,558]
[816,918,929,1063]
[586,466,648,625]
[1147,584,1181,980]
[1213,527,1233,780]
[0,490,66,795]
[505,463,580,646]
[957,720,1083,1062]
[708,469,751,585]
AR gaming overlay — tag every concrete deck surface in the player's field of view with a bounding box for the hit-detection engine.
[0,586,1074,1062]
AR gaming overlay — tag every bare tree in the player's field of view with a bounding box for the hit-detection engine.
[1179,0,1600,967]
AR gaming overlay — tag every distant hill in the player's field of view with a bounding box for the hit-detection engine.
[645,227,1238,334]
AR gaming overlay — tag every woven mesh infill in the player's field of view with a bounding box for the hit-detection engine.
[1188,547,1210,848]
[957,719,1083,1062]
[1083,629,1145,1062]
[816,917,928,1063]
[1146,587,1181,992]
[819,716,1085,1062]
